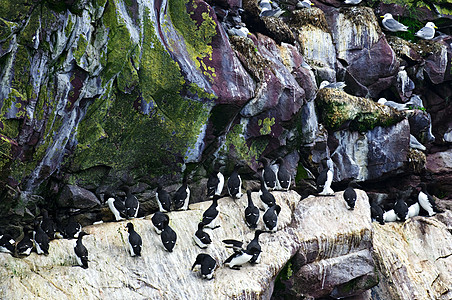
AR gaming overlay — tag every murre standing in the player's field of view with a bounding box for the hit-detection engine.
[33,219,49,255]
[275,157,291,191]
[63,216,82,239]
[245,190,259,229]
[259,177,276,210]
[151,211,169,234]
[193,222,212,249]
[74,232,89,269]
[393,197,409,221]
[123,186,139,219]
[227,164,242,199]
[126,222,142,257]
[317,158,334,195]
[207,163,224,199]
[259,157,277,191]
[40,209,56,239]
[370,202,385,225]
[174,175,190,210]
[418,182,441,216]
[106,192,126,221]
[192,253,217,280]
[202,195,221,229]
[263,205,281,232]
[223,230,267,264]
[156,183,171,213]
[161,223,177,252]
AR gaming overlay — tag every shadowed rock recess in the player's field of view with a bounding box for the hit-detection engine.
[1,0,452,298]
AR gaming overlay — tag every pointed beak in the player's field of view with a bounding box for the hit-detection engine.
[380,16,384,18]
[310,3,314,5]
[434,26,438,29]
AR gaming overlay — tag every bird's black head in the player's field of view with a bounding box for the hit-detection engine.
[127,222,134,231]
[276,157,284,165]
[78,231,89,238]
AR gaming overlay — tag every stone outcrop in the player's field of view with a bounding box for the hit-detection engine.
[372,212,452,300]
[0,190,377,299]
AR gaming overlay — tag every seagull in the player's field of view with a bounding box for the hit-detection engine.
[343,0,362,4]
[296,0,314,8]
[415,22,437,40]
[381,13,408,32]
[319,81,346,90]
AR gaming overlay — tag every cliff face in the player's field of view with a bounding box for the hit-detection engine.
[1,0,452,298]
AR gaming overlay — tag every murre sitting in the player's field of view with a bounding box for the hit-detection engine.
[151,212,169,234]
[343,181,360,210]
[74,232,89,269]
[263,205,281,232]
[192,253,217,280]
[156,184,171,213]
[16,228,34,256]
[207,163,224,199]
[418,183,441,216]
[0,232,15,254]
[275,157,291,191]
[227,164,242,199]
[193,222,212,249]
[259,157,277,191]
[161,224,177,252]
[173,175,190,210]
[33,219,49,255]
[370,202,385,225]
[224,247,261,270]
[126,222,142,257]
[245,190,259,229]
[106,192,126,221]
[407,200,420,218]
[202,195,221,229]
[63,216,82,239]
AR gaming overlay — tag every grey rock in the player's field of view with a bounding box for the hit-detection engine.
[57,185,101,209]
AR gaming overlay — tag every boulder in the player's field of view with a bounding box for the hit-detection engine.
[372,212,452,299]
[57,184,101,209]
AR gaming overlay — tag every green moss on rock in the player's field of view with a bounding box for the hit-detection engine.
[223,122,267,164]
[315,88,404,132]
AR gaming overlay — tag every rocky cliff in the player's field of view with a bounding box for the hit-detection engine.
[1,0,452,298]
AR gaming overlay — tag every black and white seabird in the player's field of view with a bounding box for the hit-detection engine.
[383,209,398,223]
[245,190,259,229]
[123,186,139,219]
[161,224,177,252]
[151,212,169,234]
[259,157,277,191]
[259,177,276,210]
[393,198,408,222]
[156,184,171,213]
[370,202,385,225]
[40,209,56,239]
[16,229,34,256]
[418,183,441,216]
[202,195,221,229]
[207,164,224,199]
[74,232,89,269]
[224,247,261,270]
[263,205,281,232]
[126,222,142,257]
[407,200,420,218]
[64,216,82,239]
[33,219,49,255]
[0,233,15,254]
[191,253,217,280]
[227,164,242,199]
[317,158,334,195]
[173,176,190,210]
[106,192,126,221]
[275,157,291,191]
[193,222,212,249]
[343,181,360,210]
[223,230,267,264]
